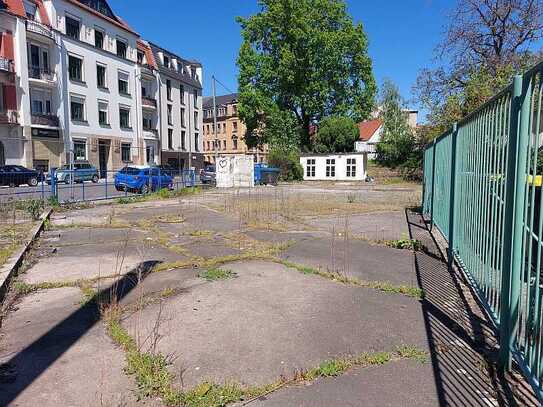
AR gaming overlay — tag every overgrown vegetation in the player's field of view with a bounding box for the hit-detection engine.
[116,187,202,205]
[385,238,423,252]
[199,268,237,281]
[314,116,360,153]
[268,146,304,182]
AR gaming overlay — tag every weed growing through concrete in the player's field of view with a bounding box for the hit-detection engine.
[385,238,423,251]
[277,260,424,299]
[199,268,236,281]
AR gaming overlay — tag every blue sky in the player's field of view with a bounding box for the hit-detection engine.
[109,0,453,116]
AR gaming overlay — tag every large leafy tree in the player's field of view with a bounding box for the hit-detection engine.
[414,0,543,138]
[314,116,359,153]
[237,0,376,150]
[376,80,418,168]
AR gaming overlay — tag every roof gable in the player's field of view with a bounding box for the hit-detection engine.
[358,119,382,142]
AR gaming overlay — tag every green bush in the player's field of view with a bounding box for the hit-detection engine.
[23,199,44,220]
[268,147,303,182]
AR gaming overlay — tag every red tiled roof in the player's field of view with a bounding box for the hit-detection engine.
[358,119,382,142]
[137,39,157,69]
[3,0,26,18]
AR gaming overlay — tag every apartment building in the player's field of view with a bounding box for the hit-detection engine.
[149,42,203,172]
[0,0,203,174]
[202,93,267,164]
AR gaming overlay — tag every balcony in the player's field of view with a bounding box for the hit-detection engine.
[28,66,56,83]
[26,20,55,40]
[31,113,59,127]
[143,127,159,137]
[0,57,14,73]
[142,96,157,109]
[0,110,18,125]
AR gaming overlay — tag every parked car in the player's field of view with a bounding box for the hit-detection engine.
[200,165,216,184]
[46,161,99,184]
[0,165,41,187]
[114,166,173,194]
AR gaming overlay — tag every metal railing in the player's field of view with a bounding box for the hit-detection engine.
[0,110,18,124]
[142,96,157,108]
[0,56,14,73]
[31,113,59,127]
[423,59,543,401]
[28,66,55,82]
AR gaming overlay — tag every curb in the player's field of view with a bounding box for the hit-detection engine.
[0,208,53,303]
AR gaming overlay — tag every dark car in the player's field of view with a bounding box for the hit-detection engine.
[0,165,41,187]
[200,165,216,184]
[46,161,99,184]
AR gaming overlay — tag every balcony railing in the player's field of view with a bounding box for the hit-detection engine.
[142,96,157,108]
[0,110,18,125]
[26,20,54,40]
[0,57,14,73]
[143,127,158,136]
[31,113,59,127]
[29,66,55,82]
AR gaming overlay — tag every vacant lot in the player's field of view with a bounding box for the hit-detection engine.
[0,182,537,406]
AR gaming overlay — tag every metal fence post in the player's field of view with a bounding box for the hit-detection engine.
[430,139,437,229]
[448,123,459,269]
[499,74,530,369]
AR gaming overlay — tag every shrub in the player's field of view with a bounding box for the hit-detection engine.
[23,199,44,220]
[268,147,303,182]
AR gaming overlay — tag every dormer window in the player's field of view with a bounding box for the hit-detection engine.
[116,38,127,59]
[137,51,144,65]
[23,1,37,20]
[66,16,80,40]
[163,55,170,68]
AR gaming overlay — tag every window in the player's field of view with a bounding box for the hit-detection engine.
[98,101,108,126]
[195,133,199,151]
[94,29,104,49]
[194,111,199,129]
[180,108,185,127]
[233,121,238,132]
[143,115,153,130]
[346,158,357,177]
[96,64,107,88]
[163,55,170,68]
[119,106,130,128]
[70,95,85,121]
[326,159,336,177]
[306,159,316,178]
[74,139,86,160]
[23,1,37,19]
[68,55,83,82]
[116,38,127,58]
[232,104,238,115]
[121,143,131,162]
[166,80,172,101]
[233,137,238,150]
[167,104,173,125]
[30,88,52,115]
[137,51,144,65]
[193,89,198,106]
[168,129,173,150]
[118,71,129,95]
[223,140,226,150]
[181,130,186,150]
[65,16,80,40]
[180,85,185,104]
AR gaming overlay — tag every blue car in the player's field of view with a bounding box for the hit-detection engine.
[114,166,173,194]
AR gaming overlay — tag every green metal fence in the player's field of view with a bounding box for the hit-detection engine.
[423,60,543,400]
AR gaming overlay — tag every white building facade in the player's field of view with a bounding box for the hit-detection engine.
[300,153,367,182]
[0,0,203,174]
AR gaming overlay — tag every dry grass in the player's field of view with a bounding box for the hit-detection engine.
[0,222,34,268]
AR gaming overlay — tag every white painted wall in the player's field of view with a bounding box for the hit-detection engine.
[216,155,254,188]
[300,154,367,182]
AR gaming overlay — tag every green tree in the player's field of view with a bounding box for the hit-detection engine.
[237,0,376,150]
[314,116,358,153]
[376,80,417,168]
[268,146,304,181]
[414,0,543,139]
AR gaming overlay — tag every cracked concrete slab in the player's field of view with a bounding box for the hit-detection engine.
[280,237,417,286]
[122,260,428,389]
[249,358,439,407]
[0,287,137,407]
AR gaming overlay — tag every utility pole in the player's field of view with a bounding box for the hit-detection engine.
[212,75,218,164]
